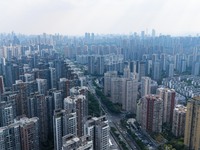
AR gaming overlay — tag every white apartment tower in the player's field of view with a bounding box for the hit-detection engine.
[141,76,151,97]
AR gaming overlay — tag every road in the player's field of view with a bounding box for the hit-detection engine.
[88,79,139,150]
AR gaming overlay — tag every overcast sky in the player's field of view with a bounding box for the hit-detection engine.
[0,0,200,35]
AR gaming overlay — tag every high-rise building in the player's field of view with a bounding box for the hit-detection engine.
[50,67,57,89]
[70,86,88,97]
[181,59,187,73]
[137,95,163,133]
[110,77,126,104]
[184,97,200,150]
[28,93,48,143]
[123,79,138,113]
[23,73,34,82]
[0,76,5,94]
[172,105,186,137]
[123,66,131,78]
[0,92,18,123]
[12,80,29,116]
[160,53,166,71]
[152,61,161,81]
[58,78,75,98]
[138,61,146,81]
[62,134,93,150]
[53,109,77,150]
[104,71,118,96]
[45,95,54,138]
[192,62,200,76]
[0,101,15,126]
[52,90,63,110]
[88,56,95,75]
[141,76,151,97]
[0,117,39,150]
[168,63,174,77]
[157,88,176,124]
[36,78,47,95]
[64,95,87,137]
[130,61,137,73]
[96,56,105,75]
[85,116,109,150]
[20,117,40,150]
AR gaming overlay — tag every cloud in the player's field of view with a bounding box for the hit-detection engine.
[0,0,200,35]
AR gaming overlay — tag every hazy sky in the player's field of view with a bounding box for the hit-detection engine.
[0,0,200,35]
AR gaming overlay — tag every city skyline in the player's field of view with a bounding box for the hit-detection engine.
[1,0,200,36]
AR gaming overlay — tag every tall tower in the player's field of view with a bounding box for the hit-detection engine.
[184,97,200,150]
[157,88,176,124]
[141,76,151,97]
[0,101,15,126]
[139,95,163,133]
[53,109,77,150]
[0,117,39,150]
[172,105,186,137]
[123,79,138,113]
[138,61,146,81]
[152,61,161,81]
[168,63,174,77]
[20,117,40,150]
[0,76,5,94]
[49,67,57,89]
[123,66,130,79]
[85,116,109,150]
[28,93,48,143]
[12,80,29,116]
[52,90,63,110]
[110,77,126,104]
[36,78,47,95]
[104,71,118,96]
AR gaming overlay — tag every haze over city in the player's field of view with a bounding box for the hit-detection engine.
[1,0,200,35]
[1,1,200,150]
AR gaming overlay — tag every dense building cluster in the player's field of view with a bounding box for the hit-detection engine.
[0,31,200,149]
[0,33,110,150]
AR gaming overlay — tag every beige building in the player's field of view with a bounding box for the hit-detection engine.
[141,76,151,97]
[104,71,118,96]
[110,77,126,104]
[172,105,186,137]
[137,95,163,133]
[124,79,138,113]
[184,97,200,150]
[157,88,176,124]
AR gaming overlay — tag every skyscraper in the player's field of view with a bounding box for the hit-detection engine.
[104,71,118,96]
[141,76,151,97]
[0,117,40,150]
[28,93,48,143]
[64,95,87,137]
[12,80,29,116]
[138,61,146,81]
[168,63,174,77]
[110,77,126,104]
[157,88,175,124]
[152,61,161,81]
[184,97,200,150]
[123,79,138,113]
[172,105,186,137]
[85,116,109,150]
[53,109,77,150]
[137,95,163,133]
[20,117,40,150]
[50,67,57,89]
[0,101,15,126]
[36,78,47,95]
